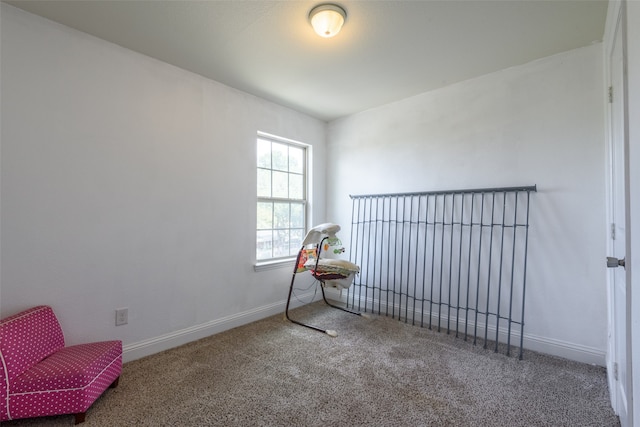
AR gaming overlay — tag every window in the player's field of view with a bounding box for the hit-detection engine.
[256,134,307,262]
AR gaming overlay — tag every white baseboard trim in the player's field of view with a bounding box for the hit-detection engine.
[522,333,606,366]
[122,291,320,362]
[323,289,606,366]
[123,289,605,366]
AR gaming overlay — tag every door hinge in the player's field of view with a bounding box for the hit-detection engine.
[611,223,616,240]
[614,362,619,380]
[609,86,613,103]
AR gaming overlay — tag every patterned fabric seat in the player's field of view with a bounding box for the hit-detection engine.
[285,223,363,336]
[0,306,122,424]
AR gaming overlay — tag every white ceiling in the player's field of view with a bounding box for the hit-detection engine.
[5,0,608,121]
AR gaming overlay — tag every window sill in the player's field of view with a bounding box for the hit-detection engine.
[254,258,296,272]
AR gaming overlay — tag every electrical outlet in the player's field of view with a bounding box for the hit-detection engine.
[115,308,128,326]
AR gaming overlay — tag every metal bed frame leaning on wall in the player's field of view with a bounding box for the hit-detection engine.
[347,185,536,359]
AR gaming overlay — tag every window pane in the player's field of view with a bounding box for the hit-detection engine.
[257,139,271,168]
[272,143,288,171]
[289,173,303,199]
[256,135,307,261]
[257,169,271,198]
[272,171,288,198]
[289,146,303,174]
[290,229,303,253]
[291,204,304,228]
[257,202,273,229]
[273,229,289,258]
[256,230,273,260]
[274,203,290,229]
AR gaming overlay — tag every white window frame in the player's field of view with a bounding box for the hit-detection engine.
[255,132,309,270]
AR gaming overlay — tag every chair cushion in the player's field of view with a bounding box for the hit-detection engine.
[1,306,123,422]
[11,340,122,394]
[7,340,122,420]
[315,258,360,272]
[0,306,65,382]
[309,258,360,277]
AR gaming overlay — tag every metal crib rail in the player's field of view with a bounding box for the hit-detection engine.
[347,185,536,359]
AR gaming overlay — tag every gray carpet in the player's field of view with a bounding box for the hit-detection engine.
[4,301,619,426]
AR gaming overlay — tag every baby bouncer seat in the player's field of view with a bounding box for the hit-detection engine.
[285,223,363,336]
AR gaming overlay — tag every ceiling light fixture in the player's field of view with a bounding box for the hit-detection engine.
[309,4,346,38]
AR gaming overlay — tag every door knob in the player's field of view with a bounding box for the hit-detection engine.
[607,257,625,268]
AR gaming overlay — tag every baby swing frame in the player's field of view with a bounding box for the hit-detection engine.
[285,224,363,337]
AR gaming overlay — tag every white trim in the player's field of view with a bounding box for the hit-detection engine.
[254,257,295,272]
[523,333,606,366]
[325,289,607,365]
[122,291,321,362]
[605,1,624,53]
[120,287,606,366]
[603,0,624,413]
[625,3,640,426]
[257,131,309,149]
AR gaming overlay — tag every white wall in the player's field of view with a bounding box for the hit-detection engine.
[0,4,326,361]
[327,44,607,364]
[1,3,611,366]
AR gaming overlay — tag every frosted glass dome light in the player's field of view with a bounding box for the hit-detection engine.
[309,4,346,38]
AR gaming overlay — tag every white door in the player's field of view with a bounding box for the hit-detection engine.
[606,6,630,425]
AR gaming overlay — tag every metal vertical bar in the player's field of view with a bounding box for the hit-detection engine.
[405,196,413,323]
[473,193,485,345]
[519,191,532,360]
[360,198,366,311]
[407,196,415,323]
[464,193,474,341]
[494,191,508,352]
[352,198,359,310]
[396,196,405,320]
[392,196,399,319]
[372,197,379,315]
[348,197,355,309]
[447,193,456,334]
[375,197,381,314]
[483,192,496,349]
[403,196,409,321]
[384,197,391,316]
[428,195,438,329]
[437,194,447,332]
[370,197,375,313]
[455,193,465,338]
[350,197,362,310]
[360,197,366,311]
[420,194,430,327]
[388,196,394,317]
[375,197,379,316]
[411,195,421,325]
[362,198,373,312]
[406,196,412,322]
[379,197,393,316]
[380,197,384,314]
[355,197,364,311]
[379,197,385,314]
[401,196,411,323]
[506,191,520,356]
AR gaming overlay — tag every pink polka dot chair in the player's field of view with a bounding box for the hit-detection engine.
[0,305,122,424]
